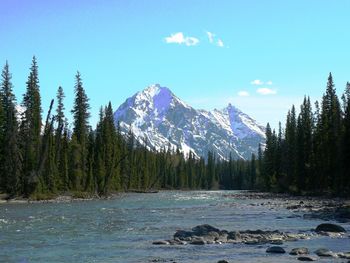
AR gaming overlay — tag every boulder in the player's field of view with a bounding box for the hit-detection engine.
[338,252,350,259]
[290,247,309,255]
[174,230,193,240]
[266,246,286,253]
[190,237,206,245]
[315,223,346,233]
[227,231,241,240]
[217,261,229,263]
[315,248,336,257]
[216,232,228,243]
[297,256,318,261]
[192,224,220,235]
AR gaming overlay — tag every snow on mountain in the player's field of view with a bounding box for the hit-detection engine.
[114,84,265,160]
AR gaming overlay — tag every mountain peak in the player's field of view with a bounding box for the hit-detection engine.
[141,84,171,97]
[114,85,266,160]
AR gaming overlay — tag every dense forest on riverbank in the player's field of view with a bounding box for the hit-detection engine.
[259,73,350,196]
[0,57,349,199]
[0,57,252,199]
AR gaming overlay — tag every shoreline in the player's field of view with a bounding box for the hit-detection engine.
[0,192,124,204]
[1,190,349,205]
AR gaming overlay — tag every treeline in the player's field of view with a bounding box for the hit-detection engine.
[258,73,350,196]
[0,57,254,199]
[3,58,347,198]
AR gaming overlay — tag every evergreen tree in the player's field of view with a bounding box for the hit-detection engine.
[0,92,4,190]
[20,56,42,196]
[71,72,90,190]
[55,86,65,161]
[263,123,274,190]
[0,62,21,196]
[250,153,257,188]
[296,97,313,191]
[319,73,341,192]
[341,82,350,193]
[285,106,297,190]
[256,143,264,188]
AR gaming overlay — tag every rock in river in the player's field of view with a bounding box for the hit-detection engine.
[290,247,309,255]
[266,246,286,253]
[315,223,346,233]
[315,248,336,257]
[297,256,318,261]
[190,237,205,245]
[192,224,220,235]
[154,224,311,247]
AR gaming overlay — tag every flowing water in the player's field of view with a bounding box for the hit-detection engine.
[0,191,349,263]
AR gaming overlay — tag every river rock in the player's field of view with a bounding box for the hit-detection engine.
[315,248,336,257]
[190,237,205,245]
[338,252,350,259]
[290,247,309,255]
[227,231,241,240]
[266,246,286,253]
[315,223,346,233]
[192,224,220,235]
[173,230,193,240]
[297,256,318,261]
[154,225,312,247]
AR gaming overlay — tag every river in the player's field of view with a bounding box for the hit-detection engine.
[0,191,349,262]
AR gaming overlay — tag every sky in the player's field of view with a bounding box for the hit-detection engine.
[0,0,349,129]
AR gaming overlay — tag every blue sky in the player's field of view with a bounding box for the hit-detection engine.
[1,0,349,129]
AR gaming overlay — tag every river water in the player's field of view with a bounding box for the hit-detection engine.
[0,191,349,263]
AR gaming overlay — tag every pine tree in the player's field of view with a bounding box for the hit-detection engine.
[0,93,4,190]
[71,72,90,190]
[296,97,313,191]
[257,143,264,189]
[58,119,70,190]
[319,73,341,192]
[263,123,274,190]
[0,62,21,196]
[285,106,297,191]
[250,153,257,188]
[341,82,350,193]
[20,56,42,196]
[207,151,215,189]
[55,86,65,161]
[102,102,118,194]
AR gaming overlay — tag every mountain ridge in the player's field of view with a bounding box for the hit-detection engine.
[114,84,266,160]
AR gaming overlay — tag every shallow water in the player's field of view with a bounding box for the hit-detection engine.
[0,191,349,263]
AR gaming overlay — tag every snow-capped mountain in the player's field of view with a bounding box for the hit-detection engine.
[114,84,265,160]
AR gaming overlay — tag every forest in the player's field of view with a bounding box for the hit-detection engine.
[0,57,349,199]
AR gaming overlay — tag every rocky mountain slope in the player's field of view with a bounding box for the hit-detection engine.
[114,84,265,160]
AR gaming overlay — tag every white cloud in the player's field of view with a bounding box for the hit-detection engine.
[238,91,250,97]
[251,79,264,85]
[206,31,215,43]
[256,87,277,95]
[266,80,273,85]
[217,39,224,47]
[164,32,199,46]
[206,31,224,47]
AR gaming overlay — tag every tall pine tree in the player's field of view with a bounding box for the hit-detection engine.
[20,56,42,196]
[0,62,21,196]
[71,72,90,190]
